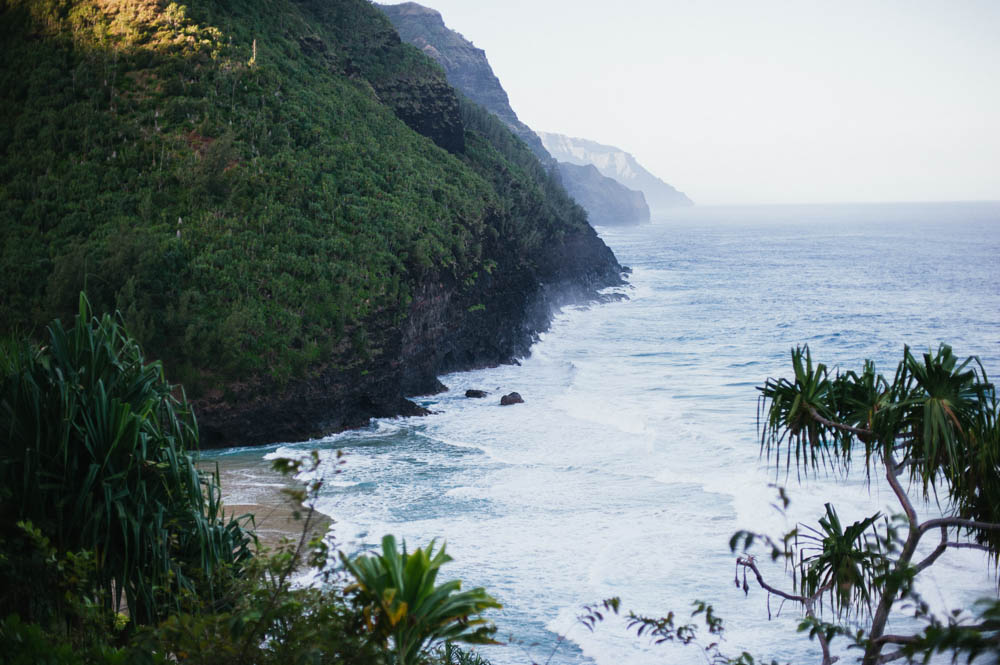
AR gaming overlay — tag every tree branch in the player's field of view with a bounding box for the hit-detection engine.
[920,517,1000,535]
[807,406,873,437]
[950,623,1000,634]
[945,541,992,552]
[738,556,839,664]
[874,648,910,664]
[736,557,809,603]
[885,453,917,525]
[864,452,922,665]
[913,528,947,574]
[874,634,919,645]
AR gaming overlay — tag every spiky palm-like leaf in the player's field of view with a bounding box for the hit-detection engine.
[760,346,998,536]
[0,294,255,624]
[341,535,501,665]
[758,346,846,475]
[797,504,886,619]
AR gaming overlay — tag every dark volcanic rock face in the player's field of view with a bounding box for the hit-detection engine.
[556,162,650,226]
[375,74,465,153]
[197,225,623,448]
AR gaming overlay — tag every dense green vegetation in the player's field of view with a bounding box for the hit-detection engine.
[0,303,500,664]
[0,0,593,397]
[0,294,254,626]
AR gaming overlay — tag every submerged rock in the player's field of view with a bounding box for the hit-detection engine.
[500,392,524,406]
[465,389,487,398]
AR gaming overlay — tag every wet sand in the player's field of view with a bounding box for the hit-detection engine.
[199,450,331,553]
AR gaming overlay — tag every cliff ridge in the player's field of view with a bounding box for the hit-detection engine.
[540,132,693,210]
[379,2,653,226]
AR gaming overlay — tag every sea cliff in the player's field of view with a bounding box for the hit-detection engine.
[556,162,650,226]
[0,0,623,447]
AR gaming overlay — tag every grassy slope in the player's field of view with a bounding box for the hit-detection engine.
[0,0,602,403]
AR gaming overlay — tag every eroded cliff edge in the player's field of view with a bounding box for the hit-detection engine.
[196,222,622,447]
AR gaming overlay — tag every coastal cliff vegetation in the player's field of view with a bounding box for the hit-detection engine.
[0,0,617,445]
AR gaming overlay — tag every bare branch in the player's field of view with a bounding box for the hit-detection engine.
[736,557,808,603]
[889,454,922,474]
[874,648,910,664]
[885,453,918,524]
[920,517,1000,535]
[944,542,992,552]
[807,406,873,437]
[914,528,947,574]
[874,634,919,645]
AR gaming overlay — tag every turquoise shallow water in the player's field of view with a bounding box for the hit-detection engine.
[215,201,1000,664]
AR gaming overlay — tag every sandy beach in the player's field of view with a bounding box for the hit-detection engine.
[199,449,332,553]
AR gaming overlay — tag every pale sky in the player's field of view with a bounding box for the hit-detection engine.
[383,0,1000,205]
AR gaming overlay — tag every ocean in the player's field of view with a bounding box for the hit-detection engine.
[210,201,1000,664]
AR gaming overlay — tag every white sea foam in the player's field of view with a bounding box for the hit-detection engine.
[444,486,487,499]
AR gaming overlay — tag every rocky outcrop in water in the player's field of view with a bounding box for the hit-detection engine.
[556,162,650,226]
[500,392,524,405]
[540,132,693,210]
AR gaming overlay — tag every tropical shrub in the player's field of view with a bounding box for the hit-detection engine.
[0,294,254,625]
[342,535,501,665]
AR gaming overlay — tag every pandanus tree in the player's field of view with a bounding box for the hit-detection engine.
[734,345,1000,664]
[0,295,254,625]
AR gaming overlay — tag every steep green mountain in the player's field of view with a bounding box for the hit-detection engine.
[539,132,693,210]
[378,2,652,227]
[0,0,621,446]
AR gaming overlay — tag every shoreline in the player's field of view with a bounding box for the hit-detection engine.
[200,450,331,552]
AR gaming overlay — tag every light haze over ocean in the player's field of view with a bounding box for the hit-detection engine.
[214,201,1000,664]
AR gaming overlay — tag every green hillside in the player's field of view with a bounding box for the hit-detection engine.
[0,0,618,443]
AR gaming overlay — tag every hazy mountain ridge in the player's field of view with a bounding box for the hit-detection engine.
[540,132,693,210]
[556,163,650,226]
[379,2,652,226]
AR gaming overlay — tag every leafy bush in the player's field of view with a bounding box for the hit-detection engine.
[342,535,501,665]
[0,302,502,664]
